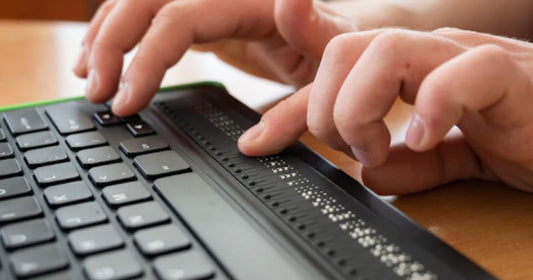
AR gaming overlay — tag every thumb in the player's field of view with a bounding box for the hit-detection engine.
[274,0,356,60]
[238,84,311,156]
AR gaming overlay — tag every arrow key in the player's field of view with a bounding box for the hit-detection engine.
[89,163,136,187]
[44,181,93,207]
[102,181,151,207]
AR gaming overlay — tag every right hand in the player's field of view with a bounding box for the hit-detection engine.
[73,0,356,116]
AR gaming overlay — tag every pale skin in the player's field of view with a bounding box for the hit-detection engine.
[74,0,533,194]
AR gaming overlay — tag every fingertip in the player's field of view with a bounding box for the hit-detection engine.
[405,114,428,151]
[72,45,89,78]
[238,121,285,156]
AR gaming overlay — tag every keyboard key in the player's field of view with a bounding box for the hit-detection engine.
[102,181,151,207]
[0,127,5,141]
[119,135,169,157]
[0,196,42,224]
[16,131,57,151]
[93,111,122,126]
[68,224,124,256]
[65,131,107,151]
[125,117,155,137]
[3,108,48,135]
[44,181,93,206]
[117,201,169,230]
[153,250,215,280]
[0,177,32,200]
[11,243,69,278]
[24,146,68,168]
[134,224,190,256]
[1,219,55,249]
[134,150,190,179]
[55,202,107,230]
[0,159,22,179]
[88,163,136,187]
[0,143,13,159]
[34,162,79,186]
[46,105,95,135]
[77,146,121,169]
[84,250,143,280]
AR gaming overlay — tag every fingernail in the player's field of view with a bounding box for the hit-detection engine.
[86,70,99,99]
[406,114,426,148]
[73,45,88,73]
[112,82,130,112]
[350,145,374,167]
[239,121,266,144]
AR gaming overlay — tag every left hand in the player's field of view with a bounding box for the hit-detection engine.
[238,28,533,194]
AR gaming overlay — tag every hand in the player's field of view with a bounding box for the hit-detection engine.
[238,28,533,194]
[73,0,356,116]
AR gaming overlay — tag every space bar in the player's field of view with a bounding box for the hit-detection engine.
[153,173,317,280]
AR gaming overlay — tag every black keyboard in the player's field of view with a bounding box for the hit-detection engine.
[0,82,495,280]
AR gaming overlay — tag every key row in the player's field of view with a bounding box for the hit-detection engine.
[2,107,154,138]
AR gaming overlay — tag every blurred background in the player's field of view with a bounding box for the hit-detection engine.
[1,0,104,21]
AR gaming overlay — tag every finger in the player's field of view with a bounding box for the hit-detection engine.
[274,0,356,60]
[113,0,276,116]
[362,134,486,195]
[73,0,117,78]
[86,0,169,103]
[307,29,387,153]
[407,44,533,155]
[238,84,311,156]
[332,30,463,167]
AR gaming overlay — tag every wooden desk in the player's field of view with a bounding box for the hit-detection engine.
[1,20,532,280]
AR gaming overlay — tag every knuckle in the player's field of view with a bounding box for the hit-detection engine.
[332,105,360,136]
[323,33,358,61]
[475,44,509,63]
[432,27,462,35]
[100,0,115,13]
[370,29,410,50]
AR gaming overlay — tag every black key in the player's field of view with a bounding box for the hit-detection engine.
[117,201,169,230]
[0,127,5,141]
[68,224,124,256]
[34,162,79,186]
[84,250,143,280]
[0,143,13,159]
[11,243,69,278]
[25,146,68,168]
[55,201,107,230]
[134,224,190,256]
[102,181,151,207]
[0,159,22,179]
[154,251,215,280]
[65,131,107,151]
[44,181,93,206]
[0,196,42,224]
[46,105,95,135]
[134,150,190,179]
[31,271,73,280]
[1,219,55,249]
[119,135,169,157]
[94,111,122,126]
[125,117,155,137]
[88,163,135,187]
[0,177,32,200]
[16,131,57,151]
[3,108,48,135]
[77,146,121,168]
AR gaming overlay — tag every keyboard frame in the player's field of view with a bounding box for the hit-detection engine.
[0,81,496,280]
